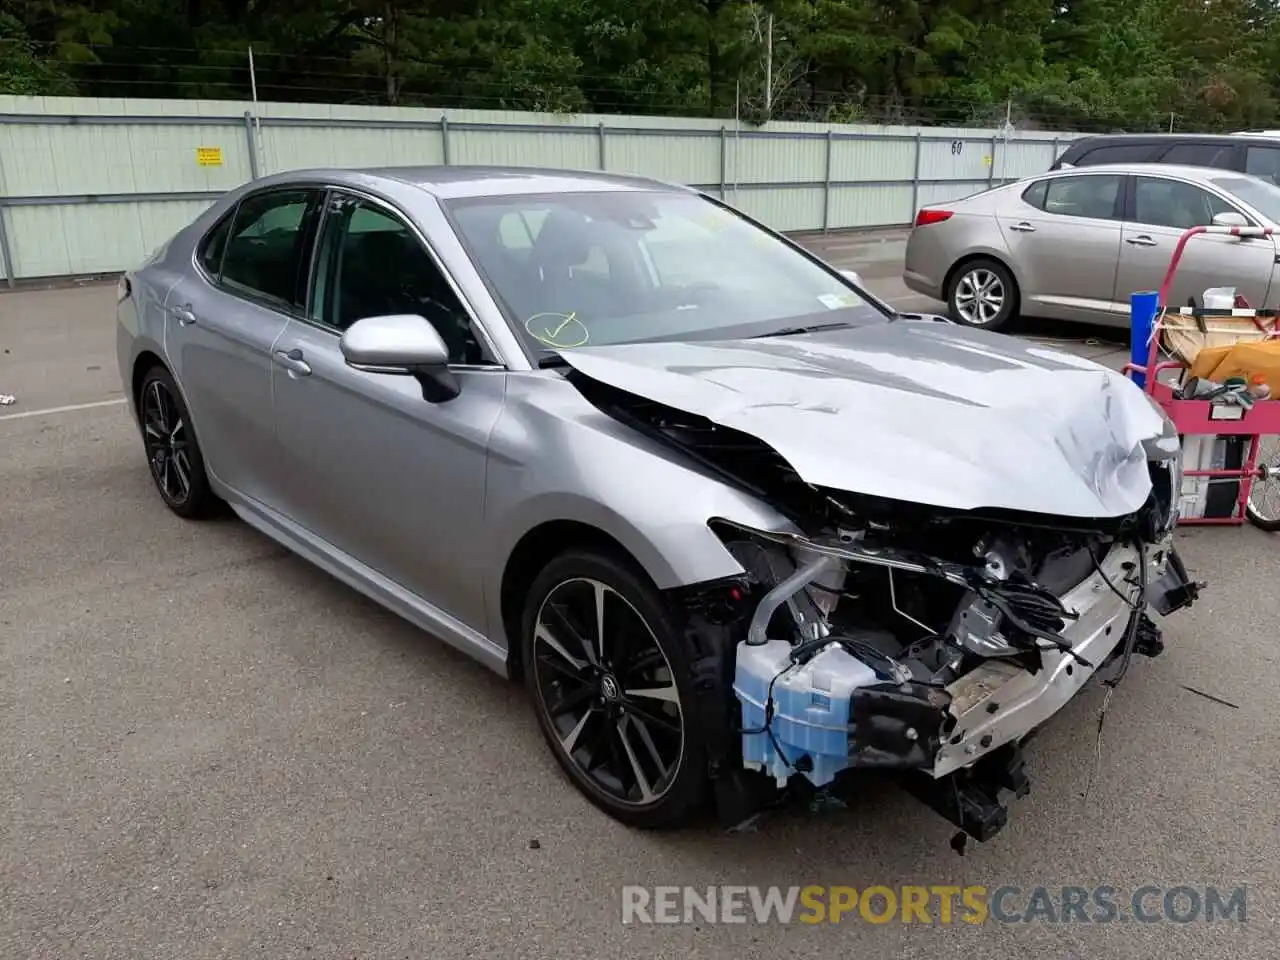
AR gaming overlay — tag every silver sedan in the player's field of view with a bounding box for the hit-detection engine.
[904,162,1280,330]
[116,166,1198,843]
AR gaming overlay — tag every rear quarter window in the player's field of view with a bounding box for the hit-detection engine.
[197,210,235,277]
[1021,181,1048,209]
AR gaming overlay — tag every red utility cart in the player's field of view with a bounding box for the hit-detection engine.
[1123,224,1280,529]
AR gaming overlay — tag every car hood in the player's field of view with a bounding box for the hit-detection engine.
[559,320,1167,518]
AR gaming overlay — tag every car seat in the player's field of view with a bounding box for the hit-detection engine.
[529,210,596,311]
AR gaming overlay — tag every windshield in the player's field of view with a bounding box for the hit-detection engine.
[1210,175,1280,223]
[444,190,883,353]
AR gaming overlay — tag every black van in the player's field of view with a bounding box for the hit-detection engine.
[1050,133,1280,185]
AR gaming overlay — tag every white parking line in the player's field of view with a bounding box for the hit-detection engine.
[0,397,127,422]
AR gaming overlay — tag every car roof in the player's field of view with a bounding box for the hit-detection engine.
[1042,162,1260,182]
[1064,132,1275,145]
[257,165,692,200]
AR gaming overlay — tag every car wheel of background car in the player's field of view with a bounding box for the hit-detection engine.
[947,258,1018,331]
[138,366,218,519]
[521,548,708,829]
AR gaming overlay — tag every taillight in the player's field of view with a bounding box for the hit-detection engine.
[116,275,132,303]
[914,209,953,227]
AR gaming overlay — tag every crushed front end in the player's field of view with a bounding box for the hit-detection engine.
[701,464,1199,842]
[566,364,1201,844]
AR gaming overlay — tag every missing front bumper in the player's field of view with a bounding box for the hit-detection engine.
[729,535,1199,843]
[932,541,1143,777]
[902,742,1031,844]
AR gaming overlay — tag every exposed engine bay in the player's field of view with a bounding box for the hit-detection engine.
[569,369,1203,845]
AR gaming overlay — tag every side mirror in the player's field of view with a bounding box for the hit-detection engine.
[839,268,865,287]
[1211,211,1250,228]
[340,313,459,403]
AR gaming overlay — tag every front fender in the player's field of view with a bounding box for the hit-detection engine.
[480,375,797,642]
[486,484,787,596]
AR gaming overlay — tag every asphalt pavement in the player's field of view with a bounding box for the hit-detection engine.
[2,236,1277,959]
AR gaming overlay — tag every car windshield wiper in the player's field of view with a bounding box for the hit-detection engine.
[750,320,856,339]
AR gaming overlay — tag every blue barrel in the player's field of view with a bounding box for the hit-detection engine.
[1130,291,1159,389]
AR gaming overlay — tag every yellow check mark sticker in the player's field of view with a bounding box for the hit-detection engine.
[525,311,590,348]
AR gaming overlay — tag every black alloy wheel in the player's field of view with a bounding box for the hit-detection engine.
[522,550,708,828]
[138,367,217,518]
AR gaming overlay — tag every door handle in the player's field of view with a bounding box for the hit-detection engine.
[171,304,197,326]
[1126,235,1158,247]
[1008,221,1036,233]
[273,347,312,377]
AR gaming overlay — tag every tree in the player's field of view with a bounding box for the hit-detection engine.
[4,0,1280,130]
[0,12,76,95]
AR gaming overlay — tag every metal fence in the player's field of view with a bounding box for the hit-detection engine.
[0,95,1080,284]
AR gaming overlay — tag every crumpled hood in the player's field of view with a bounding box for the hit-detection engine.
[561,320,1168,518]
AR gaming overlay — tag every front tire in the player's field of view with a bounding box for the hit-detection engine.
[947,258,1018,331]
[521,549,708,828]
[137,366,218,519]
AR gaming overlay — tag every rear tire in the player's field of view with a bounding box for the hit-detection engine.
[947,258,1018,331]
[520,548,709,829]
[137,366,218,519]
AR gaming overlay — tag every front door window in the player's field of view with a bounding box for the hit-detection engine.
[310,195,490,365]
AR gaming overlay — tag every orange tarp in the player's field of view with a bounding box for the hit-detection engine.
[1186,338,1280,389]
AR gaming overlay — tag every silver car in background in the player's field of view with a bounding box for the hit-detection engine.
[904,163,1280,330]
[116,166,1199,845]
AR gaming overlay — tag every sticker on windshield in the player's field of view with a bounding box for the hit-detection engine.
[525,311,590,348]
[818,293,860,310]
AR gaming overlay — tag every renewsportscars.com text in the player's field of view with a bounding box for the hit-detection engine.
[620,884,1248,925]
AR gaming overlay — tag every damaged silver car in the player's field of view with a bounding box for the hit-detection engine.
[116,166,1201,844]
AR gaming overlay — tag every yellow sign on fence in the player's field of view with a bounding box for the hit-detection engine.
[196,147,223,167]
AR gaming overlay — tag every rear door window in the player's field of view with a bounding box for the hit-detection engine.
[1041,175,1123,220]
[1245,145,1280,185]
[219,189,321,310]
